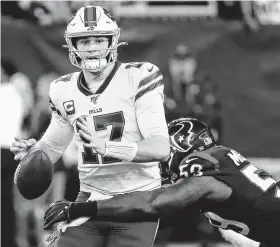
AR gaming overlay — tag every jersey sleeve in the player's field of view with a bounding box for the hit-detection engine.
[178,152,220,178]
[133,62,168,139]
[40,79,74,154]
[48,79,69,122]
[134,62,164,101]
[40,113,74,154]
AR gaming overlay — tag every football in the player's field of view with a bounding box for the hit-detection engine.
[14,149,53,200]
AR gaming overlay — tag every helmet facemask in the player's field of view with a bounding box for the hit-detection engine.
[66,33,124,73]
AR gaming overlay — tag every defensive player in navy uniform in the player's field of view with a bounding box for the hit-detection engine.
[45,118,280,247]
[10,5,170,247]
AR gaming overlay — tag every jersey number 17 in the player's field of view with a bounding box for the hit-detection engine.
[81,111,125,164]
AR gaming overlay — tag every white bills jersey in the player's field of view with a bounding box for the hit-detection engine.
[48,61,168,195]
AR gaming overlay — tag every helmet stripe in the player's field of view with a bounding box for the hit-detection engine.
[84,6,96,27]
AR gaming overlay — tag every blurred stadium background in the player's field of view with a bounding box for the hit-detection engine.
[1,1,280,247]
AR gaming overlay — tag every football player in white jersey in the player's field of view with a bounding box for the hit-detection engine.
[10,5,170,247]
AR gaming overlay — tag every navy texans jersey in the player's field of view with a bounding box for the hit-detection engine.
[178,145,280,246]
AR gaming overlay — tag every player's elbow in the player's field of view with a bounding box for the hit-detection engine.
[154,139,170,161]
[147,189,170,218]
[137,135,170,162]
[158,148,170,162]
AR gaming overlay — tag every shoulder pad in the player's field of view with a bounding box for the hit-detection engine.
[124,62,146,70]
[138,62,162,88]
[52,73,74,84]
[134,62,163,101]
[48,74,74,121]
[226,149,249,167]
[179,151,220,178]
[187,151,220,165]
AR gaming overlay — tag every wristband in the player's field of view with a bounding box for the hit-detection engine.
[104,141,138,162]
[70,201,98,219]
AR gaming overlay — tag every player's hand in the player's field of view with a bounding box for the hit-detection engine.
[10,136,37,161]
[76,117,106,155]
[44,200,73,230]
[44,200,97,229]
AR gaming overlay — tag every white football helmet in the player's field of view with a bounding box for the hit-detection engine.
[64,5,127,72]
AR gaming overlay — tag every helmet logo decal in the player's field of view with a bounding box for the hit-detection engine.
[168,118,214,155]
[169,120,194,152]
[185,121,194,146]
[170,123,185,151]
[178,135,184,143]
[84,6,97,27]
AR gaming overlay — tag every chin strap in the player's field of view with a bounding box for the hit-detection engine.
[116,42,128,48]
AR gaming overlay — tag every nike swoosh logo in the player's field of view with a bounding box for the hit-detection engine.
[186,158,199,163]
[147,65,154,72]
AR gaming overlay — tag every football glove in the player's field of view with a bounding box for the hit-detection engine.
[44,200,98,229]
[44,200,74,229]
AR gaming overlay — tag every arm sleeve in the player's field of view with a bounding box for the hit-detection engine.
[134,62,169,139]
[40,112,74,154]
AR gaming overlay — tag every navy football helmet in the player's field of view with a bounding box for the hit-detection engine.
[162,118,215,180]
[168,117,215,155]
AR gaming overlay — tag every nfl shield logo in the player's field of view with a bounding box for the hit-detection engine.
[91,95,100,105]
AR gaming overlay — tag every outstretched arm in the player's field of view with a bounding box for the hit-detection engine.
[96,174,232,220]
[44,176,215,229]
[10,113,74,164]
[96,177,211,220]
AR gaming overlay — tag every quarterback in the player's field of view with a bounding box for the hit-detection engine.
[10,5,169,247]
[45,118,280,247]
